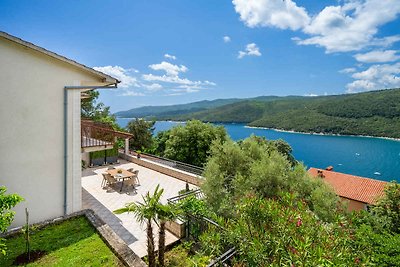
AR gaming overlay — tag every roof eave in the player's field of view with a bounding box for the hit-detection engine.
[0,31,120,85]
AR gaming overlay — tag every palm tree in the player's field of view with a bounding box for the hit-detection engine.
[156,203,180,267]
[114,185,164,267]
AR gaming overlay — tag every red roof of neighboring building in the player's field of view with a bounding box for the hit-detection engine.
[308,168,387,204]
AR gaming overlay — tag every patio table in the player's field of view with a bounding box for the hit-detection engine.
[107,169,134,192]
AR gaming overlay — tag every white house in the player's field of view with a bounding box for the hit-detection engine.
[0,31,121,226]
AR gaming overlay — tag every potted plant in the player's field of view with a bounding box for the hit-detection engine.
[117,169,123,174]
[136,150,141,159]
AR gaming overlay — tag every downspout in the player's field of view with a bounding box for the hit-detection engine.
[63,84,117,215]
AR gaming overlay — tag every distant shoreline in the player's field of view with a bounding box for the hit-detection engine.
[116,118,400,142]
[244,125,400,142]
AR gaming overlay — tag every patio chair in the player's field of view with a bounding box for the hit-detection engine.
[102,173,117,188]
[123,176,137,194]
[132,170,140,185]
[127,168,140,185]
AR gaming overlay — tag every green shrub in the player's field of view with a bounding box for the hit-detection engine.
[202,136,340,221]
[223,193,356,266]
[0,186,23,255]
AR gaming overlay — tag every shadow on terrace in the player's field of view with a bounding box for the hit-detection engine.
[81,155,201,258]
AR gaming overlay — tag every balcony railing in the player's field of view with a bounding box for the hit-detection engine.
[81,119,132,148]
[129,151,205,176]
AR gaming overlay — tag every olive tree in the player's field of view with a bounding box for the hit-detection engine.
[202,135,340,221]
[126,118,155,151]
[163,120,227,167]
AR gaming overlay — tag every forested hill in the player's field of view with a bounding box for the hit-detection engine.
[161,88,400,138]
[115,96,300,118]
[115,98,242,118]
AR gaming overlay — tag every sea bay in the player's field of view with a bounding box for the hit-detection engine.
[117,118,400,182]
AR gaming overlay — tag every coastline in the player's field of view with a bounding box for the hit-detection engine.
[244,125,400,142]
[117,118,400,142]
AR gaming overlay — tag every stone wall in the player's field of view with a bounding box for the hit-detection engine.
[165,219,186,239]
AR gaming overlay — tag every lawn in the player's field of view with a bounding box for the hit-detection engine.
[0,216,123,266]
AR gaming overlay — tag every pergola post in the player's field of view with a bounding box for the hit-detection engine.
[125,138,130,154]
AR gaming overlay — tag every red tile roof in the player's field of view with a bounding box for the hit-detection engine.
[308,168,387,204]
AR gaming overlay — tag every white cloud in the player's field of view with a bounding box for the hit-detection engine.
[354,50,400,63]
[165,93,183,96]
[171,88,200,93]
[119,90,145,97]
[93,65,139,88]
[233,0,400,53]
[149,61,188,76]
[296,0,400,53]
[238,43,262,59]
[144,83,163,91]
[164,53,176,60]
[143,60,216,92]
[304,93,318,97]
[95,57,215,96]
[232,0,310,30]
[339,67,357,74]
[223,36,231,43]
[346,62,400,92]
[142,73,215,88]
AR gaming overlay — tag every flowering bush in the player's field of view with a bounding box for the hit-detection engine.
[222,193,356,266]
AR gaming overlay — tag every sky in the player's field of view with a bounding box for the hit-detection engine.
[1,0,400,112]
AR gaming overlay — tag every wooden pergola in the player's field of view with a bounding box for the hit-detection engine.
[81,119,133,153]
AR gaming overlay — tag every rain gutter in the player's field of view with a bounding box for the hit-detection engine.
[63,83,117,215]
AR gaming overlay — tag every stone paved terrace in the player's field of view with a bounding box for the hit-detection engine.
[82,159,198,258]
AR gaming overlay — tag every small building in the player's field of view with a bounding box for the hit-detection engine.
[0,31,125,226]
[308,167,387,211]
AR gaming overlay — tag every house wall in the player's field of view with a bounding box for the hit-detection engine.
[340,197,367,211]
[0,37,105,226]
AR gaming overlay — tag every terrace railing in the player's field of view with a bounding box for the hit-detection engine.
[167,189,204,205]
[135,152,204,176]
[167,189,237,266]
[207,247,237,267]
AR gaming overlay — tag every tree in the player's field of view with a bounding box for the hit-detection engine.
[163,120,227,167]
[156,203,180,267]
[0,186,24,255]
[202,136,340,221]
[149,130,171,157]
[126,119,155,151]
[372,181,400,234]
[81,90,120,129]
[114,185,163,267]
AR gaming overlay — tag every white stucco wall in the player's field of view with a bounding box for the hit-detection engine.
[0,36,108,226]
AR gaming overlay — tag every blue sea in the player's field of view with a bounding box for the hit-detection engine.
[117,118,400,182]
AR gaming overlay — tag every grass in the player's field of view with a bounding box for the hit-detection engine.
[0,216,123,266]
[163,243,210,267]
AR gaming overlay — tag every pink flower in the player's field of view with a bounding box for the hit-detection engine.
[296,217,302,227]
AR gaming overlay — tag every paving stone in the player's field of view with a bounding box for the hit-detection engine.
[82,159,195,259]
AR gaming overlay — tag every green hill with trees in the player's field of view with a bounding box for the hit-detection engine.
[114,96,302,119]
[114,98,244,118]
[161,88,400,138]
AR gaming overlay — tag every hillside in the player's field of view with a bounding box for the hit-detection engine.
[115,96,298,119]
[115,98,243,118]
[162,89,400,138]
